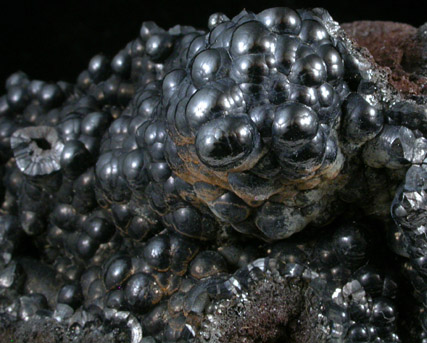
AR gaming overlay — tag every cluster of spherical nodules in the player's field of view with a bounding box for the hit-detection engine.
[197,222,401,343]
[0,6,426,343]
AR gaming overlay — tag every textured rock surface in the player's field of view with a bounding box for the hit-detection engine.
[0,7,426,343]
[342,21,427,97]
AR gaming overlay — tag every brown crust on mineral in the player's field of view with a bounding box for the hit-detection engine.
[342,21,427,97]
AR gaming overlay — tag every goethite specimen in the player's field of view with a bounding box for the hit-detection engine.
[0,6,426,343]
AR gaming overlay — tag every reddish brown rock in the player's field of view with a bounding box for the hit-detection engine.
[342,21,426,97]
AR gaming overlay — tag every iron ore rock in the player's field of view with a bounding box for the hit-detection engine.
[0,6,426,343]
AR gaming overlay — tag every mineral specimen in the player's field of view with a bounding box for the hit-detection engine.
[0,6,426,343]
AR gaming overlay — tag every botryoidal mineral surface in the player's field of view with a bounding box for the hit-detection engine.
[0,6,426,343]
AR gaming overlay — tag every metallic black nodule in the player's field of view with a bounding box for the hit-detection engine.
[195,114,261,171]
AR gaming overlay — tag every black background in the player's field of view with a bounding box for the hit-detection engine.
[0,0,424,89]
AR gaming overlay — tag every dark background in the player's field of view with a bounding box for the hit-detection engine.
[0,0,424,89]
